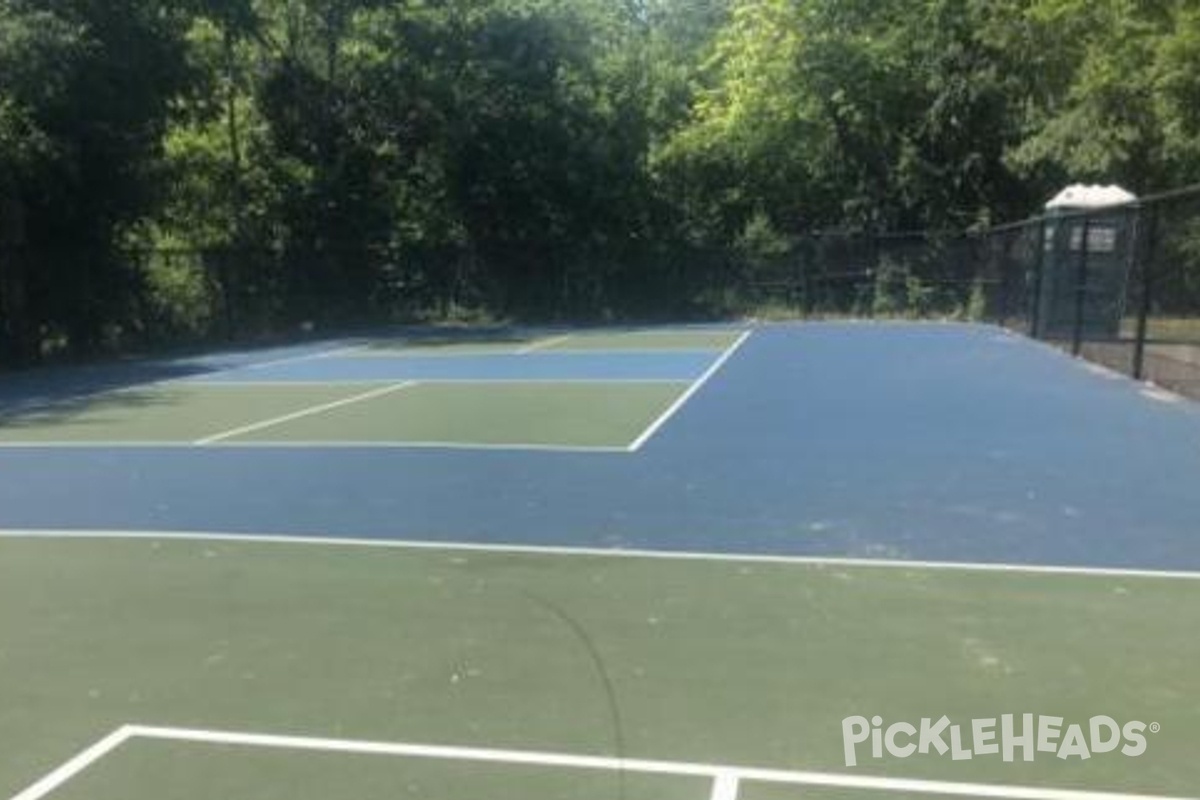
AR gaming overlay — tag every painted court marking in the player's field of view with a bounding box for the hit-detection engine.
[0,327,743,450]
[4,529,1200,581]
[181,378,692,386]
[627,329,752,451]
[194,381,415,445]
[7,725,1194,800]
[517,334,572,354]
[0,342,367,418]
[346,346,726,358]
[0,439,630,453]
[7,728,130,800]
[710,771,740,800]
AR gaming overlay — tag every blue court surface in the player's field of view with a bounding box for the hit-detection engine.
[5,321,1200,800]
[1,321,1198,570]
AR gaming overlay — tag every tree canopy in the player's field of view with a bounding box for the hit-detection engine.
[1,0,1198,361]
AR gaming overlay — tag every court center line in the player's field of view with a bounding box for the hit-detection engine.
[710,771,741,800]
[97,725,1194,800]
[516,334,572,354]
[8,726,133,800]
[626,329,753,452]
[194,382,415,445]
[5,529,1200,581]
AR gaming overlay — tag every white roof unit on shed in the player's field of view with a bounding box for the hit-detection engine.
[1045,184,1137,211]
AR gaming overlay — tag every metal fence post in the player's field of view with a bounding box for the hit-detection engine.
[1071,217,1091,356]
[996,234,1012,328]
[1132,205,1157,381]
[1029,219,1047,338]
[866,233,879,318]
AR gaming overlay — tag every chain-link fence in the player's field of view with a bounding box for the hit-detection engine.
[733,231,993,321]
[4,186,1200,402]
[973,185,1200,400]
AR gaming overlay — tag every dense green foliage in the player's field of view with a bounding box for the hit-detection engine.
[2,0,1199,361]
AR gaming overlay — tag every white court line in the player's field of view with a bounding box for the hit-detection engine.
[352,346,726,358]
[200,439,629,453]
[1009,332,1192,406]
[1140,384,1185,405]
[179,378,692,386]
[626,329,753,451]
[10,724,1188,800]
[516,334,572,354]
[0,342,366,418]
[710,770,741,800]
[208,343,366,371]
[8,726,133,800]
[4,529,1200,581]
[194,382,414,445]
[314,344,370,358]
[0,439,628,453]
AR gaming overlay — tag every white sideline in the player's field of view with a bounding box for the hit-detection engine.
[8,724,1195,800]
[626,329,753,451]
[3,528,1200,581]
[194,381,415,445]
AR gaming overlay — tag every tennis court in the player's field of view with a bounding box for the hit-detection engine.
[2,322,1200,800]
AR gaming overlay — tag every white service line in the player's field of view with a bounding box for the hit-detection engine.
[5,529,1199,581]
[516,334,572,354]
[626,329,753,451]
[194,381,414,445]
[8,726,133,800]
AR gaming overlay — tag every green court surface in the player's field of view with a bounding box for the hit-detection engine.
[220,382,685,447]
[2,536,1197,800]
[0,385,361,444]
[47,738,706,800]
[0,382,687,448]
[533,330,742,351]
[361,329,741,355]
[360,339,540,355]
